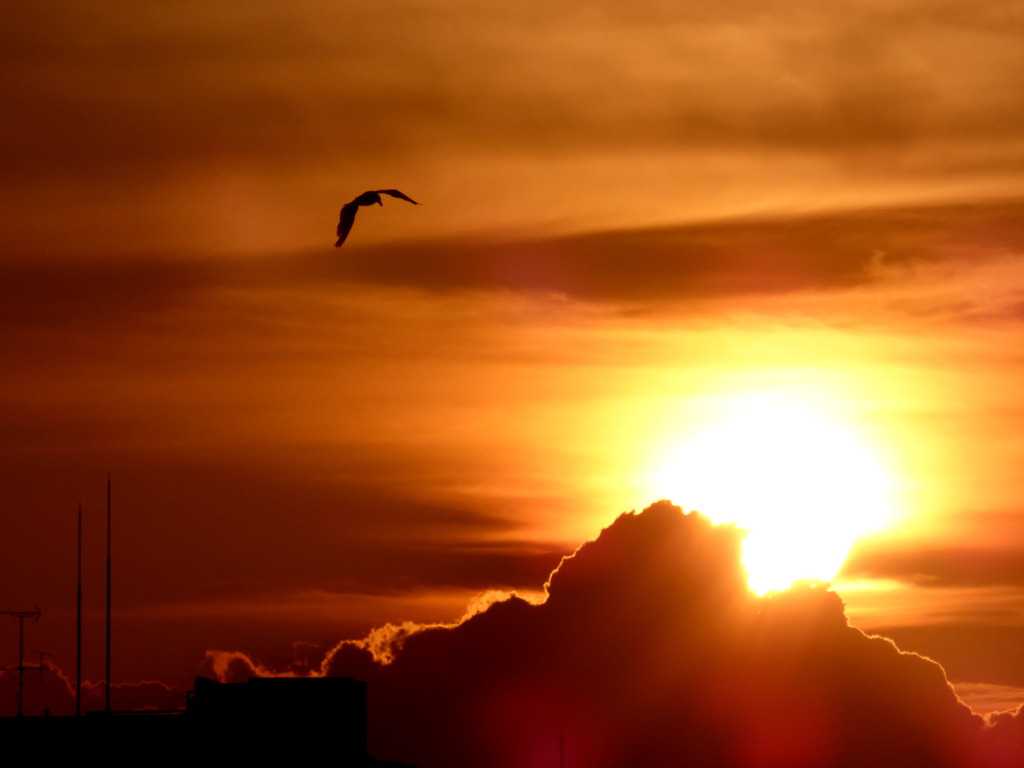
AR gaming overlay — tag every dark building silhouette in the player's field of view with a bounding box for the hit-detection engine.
[188,676,367,759]
[0,676,416,767]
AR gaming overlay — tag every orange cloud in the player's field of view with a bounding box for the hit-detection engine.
[4,1,1024,255]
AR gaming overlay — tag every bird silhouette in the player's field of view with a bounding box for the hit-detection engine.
[335,189,419,248]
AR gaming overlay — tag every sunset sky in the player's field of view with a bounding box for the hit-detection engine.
[3,0,1024,725]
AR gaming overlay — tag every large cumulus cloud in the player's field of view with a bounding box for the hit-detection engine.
[302,501,1024,767]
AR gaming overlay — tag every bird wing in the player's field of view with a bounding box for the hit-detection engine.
[376,189,419,205]
[335,202,360,248]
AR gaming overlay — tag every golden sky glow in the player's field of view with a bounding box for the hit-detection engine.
[3,0,1024,707]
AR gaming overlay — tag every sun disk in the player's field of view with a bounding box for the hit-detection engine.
[653,396,895,594]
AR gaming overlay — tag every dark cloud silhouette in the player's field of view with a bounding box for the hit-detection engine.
[3,198,1023,313]
[286,501,1024,768]
[327,198,1024,302]
[984,706,1024,765]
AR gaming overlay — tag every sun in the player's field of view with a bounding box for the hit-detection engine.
[652,394,895,594]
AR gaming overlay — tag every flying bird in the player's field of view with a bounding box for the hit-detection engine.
[335,189,419,248]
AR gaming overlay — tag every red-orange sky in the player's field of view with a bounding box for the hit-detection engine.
[3,0,1024,722]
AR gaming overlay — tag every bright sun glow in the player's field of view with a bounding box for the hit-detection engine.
[653,394,895,594]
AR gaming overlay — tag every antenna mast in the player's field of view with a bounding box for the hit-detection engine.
[105,474,112,715]
[76,502,83,717]
[1,608,42,717]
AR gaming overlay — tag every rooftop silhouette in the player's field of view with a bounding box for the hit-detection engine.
[0,676,417,767]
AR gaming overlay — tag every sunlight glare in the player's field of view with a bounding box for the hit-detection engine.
[653,395,894,594]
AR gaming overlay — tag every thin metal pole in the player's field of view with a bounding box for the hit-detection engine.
[17,614,25,718]
[76,502,82,717]
[105,475,111,714]
[1,610,41,716]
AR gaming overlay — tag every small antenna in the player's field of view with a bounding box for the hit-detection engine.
[105,474,112,715]
[1,608,42,717]
[76,502,82,717]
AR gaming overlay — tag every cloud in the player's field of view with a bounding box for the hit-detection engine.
[6,0,1024,182]
[200,650,288,684]
[843,544,1024,589]
[835,580,1024,632]
[951,682,1024,718]
[325,197,1024,304]
[5,196,1024,308]
[4,1,1024,256]
[867,625,1024,696]
[213,500,1022,767]
[5,194,1024,706]
[0,663,186,717]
